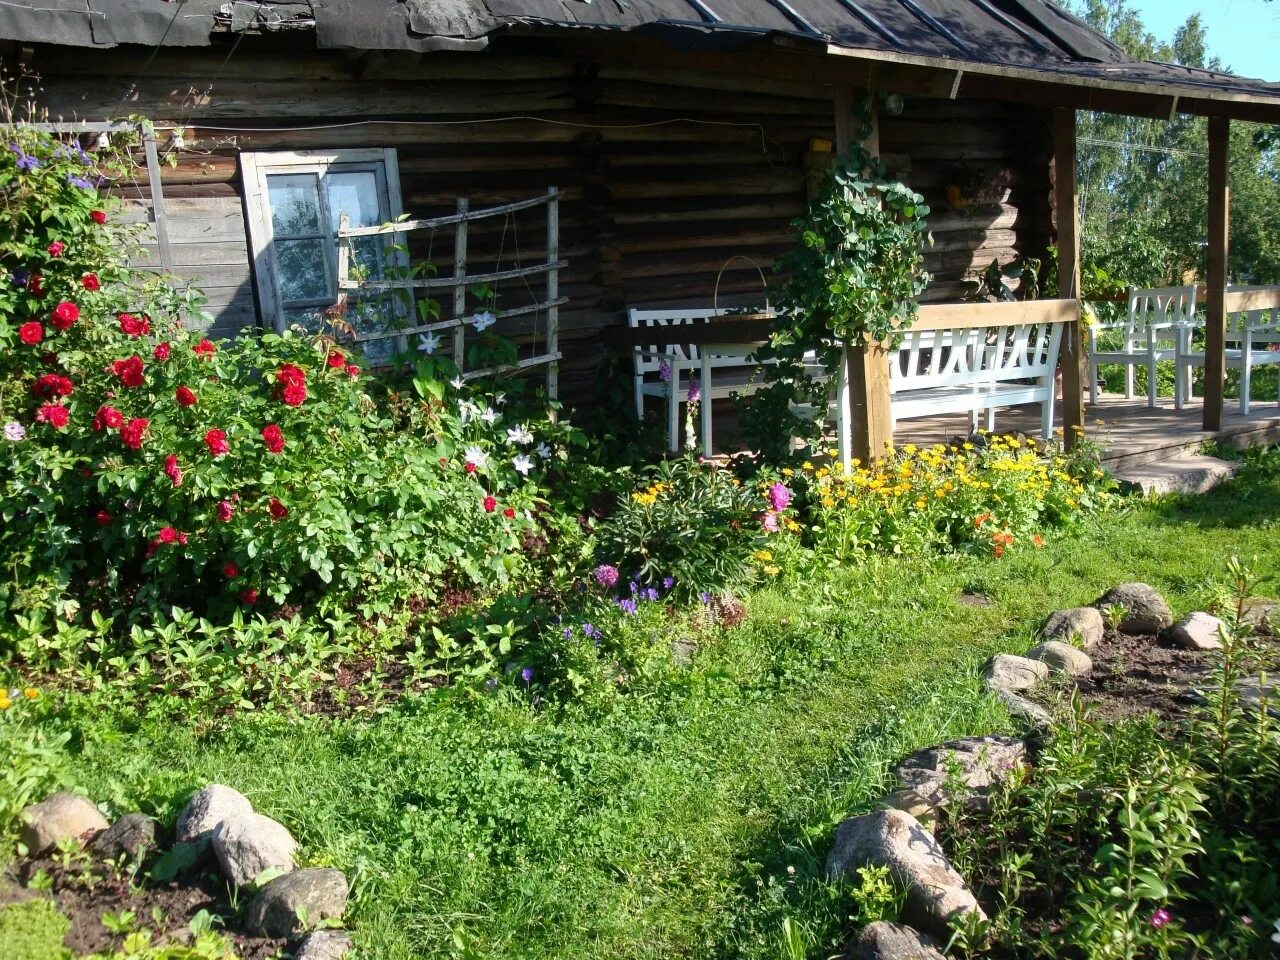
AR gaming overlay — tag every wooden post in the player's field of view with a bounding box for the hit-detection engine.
[452,197,468,373]
[1053,108,1086,450]
[545,186,560,406]
[1204,115,1230,432]
[141,125,173,272]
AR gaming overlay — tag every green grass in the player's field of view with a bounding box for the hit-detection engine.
[33,452,1280,960]
[0,899,72,960]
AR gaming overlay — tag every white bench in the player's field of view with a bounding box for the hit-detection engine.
[628,306,772,452]
[1176,288,1280,414]
[889,318,1065,440]
[1088,285,1198,409]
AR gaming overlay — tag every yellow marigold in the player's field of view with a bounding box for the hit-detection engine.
[763,565,781,576]
[0,696,10,711]
[915,498,928,510]
[827,447,839,458]
[785,519,801,532]
[782,468,794,477]
[803,461,814,471]
[822,496,836,509]
[903,443,918,455]
[816,467,830,479]
[23,688,38,700]
[754,550,774,562]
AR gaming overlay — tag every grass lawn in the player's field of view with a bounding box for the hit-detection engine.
[44,453,1280,960]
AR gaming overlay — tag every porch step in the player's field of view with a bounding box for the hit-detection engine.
[1112,454,1241,496]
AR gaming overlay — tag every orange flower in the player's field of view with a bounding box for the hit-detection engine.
[993,544,1005,558]
[973,513,992,528]
[1032,534,1045,548]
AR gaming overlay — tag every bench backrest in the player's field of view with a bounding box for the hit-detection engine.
[1225,286,1280,345]
[1125,286,1197,344]
[627,306,765,377]
[890,322,1064,393]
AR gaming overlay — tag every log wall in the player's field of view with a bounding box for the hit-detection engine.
[30,40,1054,404]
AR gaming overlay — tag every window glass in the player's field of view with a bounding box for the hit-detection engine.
[267,174,323,237]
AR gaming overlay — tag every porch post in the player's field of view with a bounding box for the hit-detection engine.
[1052,108,1086,450]
[1204,115,1230,432]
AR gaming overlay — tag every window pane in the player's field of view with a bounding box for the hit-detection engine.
[276,238,330,302]
[267,174,323,237]
[326,172,381,230]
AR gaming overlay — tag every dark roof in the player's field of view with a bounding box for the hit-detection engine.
[4,0,1280,117]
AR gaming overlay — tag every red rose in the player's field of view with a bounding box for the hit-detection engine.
[47,241,65,257]
[92,405,124,432]
[280,382,307,407]
[222,562,239,578]
[90,210,107,225]
[175,385,197,407]
[345,364,360,378]
[216,499,235,523]
[464,462,477,474]
[81,273,100,292]
[260,424,284,454]
[277,363,306,387]
[95,510,113,526]
[50,301,79,330]
[240,587,259,606]
[158,526,178,544]
[32,373,74,399]
[27,274,43,296]
[503,507,516,519]
[118,313,151,337]
[18,322,43,345]
[163,454,183,487]
[178,531,189,546]
[268,497,288,521]
[35,403,69,428]
[483,495,497,513]
[326,351,345,369]
[205,429,229,457]
[120,418,149,450]
[110,355,145,388]
[153,342,171,361]
[194,339,217,358]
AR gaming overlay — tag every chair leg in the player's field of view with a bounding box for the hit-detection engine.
[1042,387,1055,441]
[1089,358,1099,405]
[1241,359,1251,416]
[1124,363,1134,400]
[667,374,680,453]
[1146,358,1157,409]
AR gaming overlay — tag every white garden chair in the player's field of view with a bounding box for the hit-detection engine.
[1176,285,1280,414]
[1088,285,1198,409]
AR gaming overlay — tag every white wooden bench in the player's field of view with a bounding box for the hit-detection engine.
[1177,286,1280,414]
[888,312,1066,440]
[1088,285,1198,409]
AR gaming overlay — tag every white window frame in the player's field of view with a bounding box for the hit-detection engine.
[241,148,405,332]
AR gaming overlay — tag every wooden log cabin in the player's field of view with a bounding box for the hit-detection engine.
[5,0,1280,418]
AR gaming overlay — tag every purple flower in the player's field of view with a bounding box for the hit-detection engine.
[17,154,40,172]
[562,627,573,639]
[617,598,638,615]
[521,666,534,684]
[583,623,601,640]
[761,511,780,533]
[594,564,620,588]
[768,482,791,512]
[628,580,639,595]
[659,359,672,383]
[11,268,28,288]
[662,576,675,590]
[688,378,702,403]
[699,591,712,604]
[4,421,26,442]
[1150,908,1172,930]
[644,588,659,602]
[66,174,93,189]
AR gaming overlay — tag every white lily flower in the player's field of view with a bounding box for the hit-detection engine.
[417,331,441,354]
[535,442,552,459]
[480,407,500,425]
[471,310,497,332]
[512,454,533,475]
[507,424,534,445]
[464,445,488,468]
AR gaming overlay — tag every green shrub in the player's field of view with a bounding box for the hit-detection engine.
[0,689,70,849]
[0,899,72,960]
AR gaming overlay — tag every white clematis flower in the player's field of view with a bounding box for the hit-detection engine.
[450,376,465,390]
[535,442,552,459]
[507,424,534,445]
[480,407,500,425]
[464,445,488,468]
[471,310,497,332]
[417,331,441,354]
[512,454,533,475]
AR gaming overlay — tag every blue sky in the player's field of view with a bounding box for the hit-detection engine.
[1125,0,1280,81]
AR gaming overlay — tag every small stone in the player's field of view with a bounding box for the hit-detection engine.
[20,792,109,855]
[983,654,1049,693]
[89,813,160,863]
[994,688,1052,728]
[1026,640,1093,677]
[1096,583,1173,634]
[1168,613,1225,651]
[827,809,984,938]
[175,785,253,843]
[1043,607,1105,650]
[293,930,353,960]
[245,868,348,938]
[1241,599,1278,633]
[855,921,947,960]
[213,812,297,887]
[670,637,698,665]
[893,736,1026,809]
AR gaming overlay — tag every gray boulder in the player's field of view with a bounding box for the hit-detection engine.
[983,654,1049,693]
[1168,613,1225,651]
[827,809,984,938]
[1096,583,1173,634]
[175,785,253,843]
[993,688,1052,729]
[213,811,297,887]
[1241,599,1277,632]
[245,868,348,938]
[855,921,947,960]
[293,931,354,960]
[1043,607,1105,650]
[1026,640,1093,677]
[893,736,1026,808]
[89,813,160,863]
[20,792,109,855]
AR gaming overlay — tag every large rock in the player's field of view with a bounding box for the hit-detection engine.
[855,921,947,960]
[20,792,109,855]
[1043,607,1105,650]
[174,785,253,843]
[1026,640,1093,678]
[213,811,297,887]
[1096,583,1173,634]
[89,813,160,863]
[893,736,1027,808]
[827,809,984,938]
[293,931,354,960]
[245,868,348,938]
[1168,613,1225,651]
[994,688,1052,729]
[983,654,1049,693]
[1241,599,1277,633]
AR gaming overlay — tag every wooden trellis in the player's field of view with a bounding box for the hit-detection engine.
[335,186,564,398]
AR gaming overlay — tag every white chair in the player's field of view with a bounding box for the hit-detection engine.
[1176,288,1280,414]
[1088,285,1198,409]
